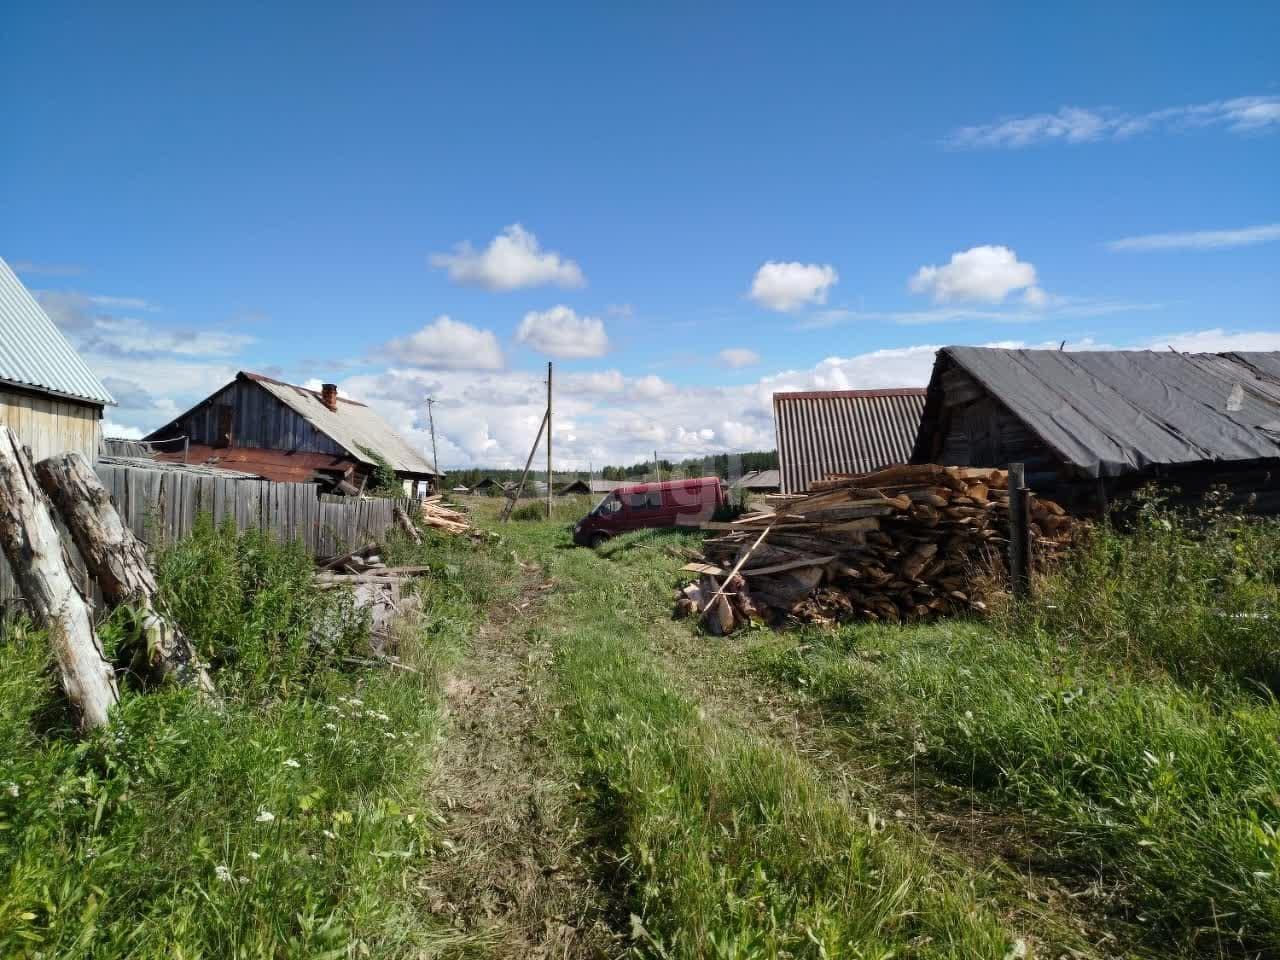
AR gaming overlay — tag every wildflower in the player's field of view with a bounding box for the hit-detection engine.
[964,711,973,720]
[283,758,301,769]
[248,851,260,860]
[215,864,233,882]
[237,875,250,884]
[323,829,337,840]
[4,782,18,798]
[384,731,398,740]
[256,809,276,823]
[324,722,338,732]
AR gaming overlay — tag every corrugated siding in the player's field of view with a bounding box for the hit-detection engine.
[774,391,927,494]
[0,258,113,405]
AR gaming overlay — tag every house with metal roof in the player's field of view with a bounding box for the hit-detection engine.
[773,388,927,494]
[911,346,1280,512]
[144,371,441,494]
[0,256,114,464]
[729,469,781,493]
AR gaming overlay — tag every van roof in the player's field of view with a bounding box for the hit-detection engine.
[612,475,721,494]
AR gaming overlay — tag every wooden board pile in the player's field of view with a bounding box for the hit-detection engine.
[675,464,1073,634]
[420,496,473,535]
[315,543,431,648]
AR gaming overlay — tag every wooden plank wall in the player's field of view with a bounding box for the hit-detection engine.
[0,389,101,465]
[0,463,417,602]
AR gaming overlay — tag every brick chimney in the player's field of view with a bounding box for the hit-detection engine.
[321,383,339,411]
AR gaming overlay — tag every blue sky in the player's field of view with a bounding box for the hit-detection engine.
[3,3,1278,468]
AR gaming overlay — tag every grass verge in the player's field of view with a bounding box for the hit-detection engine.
[0,515,514,958]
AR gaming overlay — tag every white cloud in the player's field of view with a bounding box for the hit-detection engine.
[429,224,585,291]
[1107,223,1280,252]
[909,245,1043,305]
[947,95,1280,149]
[102,421,144,440]
[718,347,760,369]
[382,316,504,370]
[517,305,609,358]
[1141,328,1280,353]
[749,261,839,312]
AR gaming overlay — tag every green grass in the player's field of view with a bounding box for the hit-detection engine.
[756,502,1280,955]
[504,524,1020,958]
[0,516,515,958]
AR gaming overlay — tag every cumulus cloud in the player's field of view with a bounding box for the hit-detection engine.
[909,245,1044,305]
[429,224,585,291]
[1142,328,1280,353]
[517,305,610,358]
[1107,223,1280,252]
[37,290,252,356]
[748,261,839,312]
[947,95,1280,149]
[382,316,504,370]
[717,347,760,368]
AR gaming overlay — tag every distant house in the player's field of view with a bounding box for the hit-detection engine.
[773,388,927,494]
[730,469,781,494]
[471,477,506,495]
[589,479,623,495]
[912,346,1280,512]
[145,371,441,495]
[0,257,114,464]
[556,478,592,495]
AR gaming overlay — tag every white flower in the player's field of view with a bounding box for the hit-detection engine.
[215,864,233,882]
[283,758,301,769]
[323,829,337,840]
[383,732,398,740]
[248,851,260,860]
[237,875,250,884]
[255,809,276,823]
[964,711,974,720]
[4,782,18,798]
[324,723,338,732]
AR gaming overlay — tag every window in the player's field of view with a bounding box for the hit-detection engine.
[625,490,662,510]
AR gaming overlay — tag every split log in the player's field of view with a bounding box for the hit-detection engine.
[0,429,119,730]
[394,504,422,545]
[34,452,216,698]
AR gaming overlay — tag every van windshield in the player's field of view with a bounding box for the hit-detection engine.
[592,495,621,516]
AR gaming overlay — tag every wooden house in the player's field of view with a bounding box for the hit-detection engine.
[912,346,1280,513]
[0,257,114,463]
[145,371,442,495]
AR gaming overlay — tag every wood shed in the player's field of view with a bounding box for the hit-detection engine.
[911,346,1280,513]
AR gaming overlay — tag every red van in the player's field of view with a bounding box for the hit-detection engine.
[573,476,725,547]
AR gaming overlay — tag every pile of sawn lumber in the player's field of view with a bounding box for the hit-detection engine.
[676,464,1073,634]
[420,496,472,535]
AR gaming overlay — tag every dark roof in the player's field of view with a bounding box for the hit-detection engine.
[914,347,1280,479]
[773,388,927,494]
[731,469,781,489]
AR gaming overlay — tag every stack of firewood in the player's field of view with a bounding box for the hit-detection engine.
[675,464,1073,634]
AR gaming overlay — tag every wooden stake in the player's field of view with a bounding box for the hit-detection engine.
[0,429,119,730]
[1007,462,1031,600]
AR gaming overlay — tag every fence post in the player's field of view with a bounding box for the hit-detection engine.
[1007,462,1031,600]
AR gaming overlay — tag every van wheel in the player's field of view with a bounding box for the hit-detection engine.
[588,533,609,549]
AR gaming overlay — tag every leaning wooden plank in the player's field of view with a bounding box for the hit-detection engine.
[741,555,836,577]
[0,428,119,730]
[699,522,773,623]
[682,561,727,575]
[35,452,217,699]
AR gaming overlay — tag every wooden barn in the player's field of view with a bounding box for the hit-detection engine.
[0,257,114,463]
[912,346,1280,513]
[145,371,442,496]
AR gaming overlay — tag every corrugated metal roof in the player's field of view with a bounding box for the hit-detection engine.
[244,373,440,477]
[0,257,113,405]
[774,388,927,493]
[914,347,1280,479]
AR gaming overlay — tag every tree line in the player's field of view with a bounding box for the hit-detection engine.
[444,450,778,488]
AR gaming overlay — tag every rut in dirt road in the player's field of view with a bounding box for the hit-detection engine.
[418,563,620,959]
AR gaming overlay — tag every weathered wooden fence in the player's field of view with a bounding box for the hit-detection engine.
[0,461,418,603]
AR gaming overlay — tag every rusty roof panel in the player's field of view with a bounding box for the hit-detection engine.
[773,388,926,494]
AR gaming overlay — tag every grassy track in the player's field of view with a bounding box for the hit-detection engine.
[500,518,1024,958]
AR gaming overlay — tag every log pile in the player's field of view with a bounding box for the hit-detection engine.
[675,464,1073,634]
[315,544,431,648]
[420,496,473,535]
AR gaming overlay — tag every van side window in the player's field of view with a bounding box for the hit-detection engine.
[625,491,661,510]
[645,491,662,509]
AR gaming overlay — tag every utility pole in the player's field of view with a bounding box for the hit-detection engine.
[546,362,553,519]
[425,397,440,495]
[654,450,661,482]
